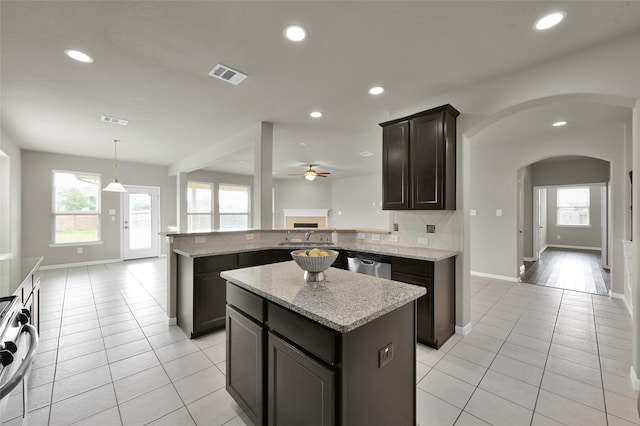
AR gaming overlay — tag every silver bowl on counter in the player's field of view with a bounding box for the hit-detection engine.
[290,249,339,282]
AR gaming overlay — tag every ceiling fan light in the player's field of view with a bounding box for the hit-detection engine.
[304,170,317,181]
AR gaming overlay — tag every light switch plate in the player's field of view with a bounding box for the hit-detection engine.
[109,209,116,215]
[195,236,206,244]
[357,233,365,240]
[470,209,477,216]
[418,237,428,245]
[388,235,398,243]
[371,234,380,241]
[245,233,254,240]
[496,209,503,217]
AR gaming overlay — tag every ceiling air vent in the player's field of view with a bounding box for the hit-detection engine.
[101,115,129,126]
[208,64,248,85]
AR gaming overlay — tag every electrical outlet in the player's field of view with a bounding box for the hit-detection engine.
[371,245,380,251]
[426,224,436,233]
[77,247,83,254]
[378,343,394,368]
[245,233,254,240]
[195,236,206,244]
[418,237,428,245]
[393,223,399,231]
[357,233,365,240]
[388,235,398,243]
[371,234,380,241]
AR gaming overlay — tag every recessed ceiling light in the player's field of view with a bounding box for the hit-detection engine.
[369,86,385,95]
[64,49,94,63]
[310,111,322,118]
[284,25,307,42]
[534,11,566,31]
[299,142,307,146]
[359,151,375,157]
[552,121,567,127]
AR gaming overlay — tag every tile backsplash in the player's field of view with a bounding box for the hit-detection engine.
[392,210,460,251]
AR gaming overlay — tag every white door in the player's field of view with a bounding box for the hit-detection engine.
[123,185,160,260]
[532,187,547,261]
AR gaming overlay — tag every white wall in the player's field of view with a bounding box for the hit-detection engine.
[273,178,332,228]
[22,150,176,267]
[0,129,22,259]
[330,174,388,229]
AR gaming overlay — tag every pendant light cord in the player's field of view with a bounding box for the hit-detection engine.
[113,139,119,182]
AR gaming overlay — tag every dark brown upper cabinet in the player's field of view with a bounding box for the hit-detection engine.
[380,104,459,210]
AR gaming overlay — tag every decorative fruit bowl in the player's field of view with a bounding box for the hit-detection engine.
[291,248,339,282]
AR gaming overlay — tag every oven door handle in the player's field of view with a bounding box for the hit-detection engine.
[0,324,39,400]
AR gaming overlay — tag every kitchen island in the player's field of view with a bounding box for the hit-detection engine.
[221,261,425,426]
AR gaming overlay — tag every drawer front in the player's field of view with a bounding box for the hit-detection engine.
[195,254,237,274]
[238,251,271,268]
[391,257,433,278]
[267,302,338,366]
[226,283,265,322]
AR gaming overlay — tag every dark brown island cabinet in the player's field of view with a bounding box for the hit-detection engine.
[380,104,459,210]
[177,249,292,338]
[223,269,422,426]
[391,256,456,349]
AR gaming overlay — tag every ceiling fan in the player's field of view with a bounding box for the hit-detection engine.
[289,165,331,181]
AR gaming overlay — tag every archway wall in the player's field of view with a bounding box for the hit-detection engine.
[387,31,639,328]
[469,122,625,286]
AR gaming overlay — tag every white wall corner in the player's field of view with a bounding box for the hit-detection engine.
[610,290,633,318]
[455,322,473,335]
[630,366,640,391]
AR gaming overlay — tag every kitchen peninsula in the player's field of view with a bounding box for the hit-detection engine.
[221,261,425,425]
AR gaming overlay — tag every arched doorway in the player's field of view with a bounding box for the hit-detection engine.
[517,156,612,294]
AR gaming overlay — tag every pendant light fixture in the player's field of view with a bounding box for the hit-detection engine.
[102,139,127,192]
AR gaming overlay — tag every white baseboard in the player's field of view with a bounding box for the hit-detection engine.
[523,257,536,262]
[610,291,633,317]
[470,271,519,282]
[455,322,473,335]
[630,366,640,391]
[167,317,177,326]
[546,244,601,251]
[40,258,122,270]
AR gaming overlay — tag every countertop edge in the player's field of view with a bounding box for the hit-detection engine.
[175,244,457,262]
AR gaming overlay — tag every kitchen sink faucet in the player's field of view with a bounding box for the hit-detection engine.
[305,230,314,241]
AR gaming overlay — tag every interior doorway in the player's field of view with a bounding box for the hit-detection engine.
[518,157,611,295]
[122,185,160,260]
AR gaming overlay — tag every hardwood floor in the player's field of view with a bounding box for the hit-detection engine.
[520,247,610,295]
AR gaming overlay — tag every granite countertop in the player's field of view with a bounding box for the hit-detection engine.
[174,242,457,262]
[0,257,43,297]
[221,261,426,333]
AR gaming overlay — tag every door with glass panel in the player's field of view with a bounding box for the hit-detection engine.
[123,185,160,260]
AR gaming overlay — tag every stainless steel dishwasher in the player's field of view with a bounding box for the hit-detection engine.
[346,252,391,279]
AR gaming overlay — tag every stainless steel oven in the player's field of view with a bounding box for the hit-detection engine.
[0,296,39,426]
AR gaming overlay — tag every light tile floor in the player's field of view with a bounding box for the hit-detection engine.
[17,258,640,425]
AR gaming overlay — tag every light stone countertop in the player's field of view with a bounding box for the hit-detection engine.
[221,261,426,333]
[174,242,457,262]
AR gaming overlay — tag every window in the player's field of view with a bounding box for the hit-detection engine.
[53,171,100,243]
[556,186,590,226]
[187,181,213,231]
[219,184,250,229]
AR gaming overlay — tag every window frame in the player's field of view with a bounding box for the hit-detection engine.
[218,183,251,230]
[50,169,103,247]
[555,185,591,228]
[186,180,214,232]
